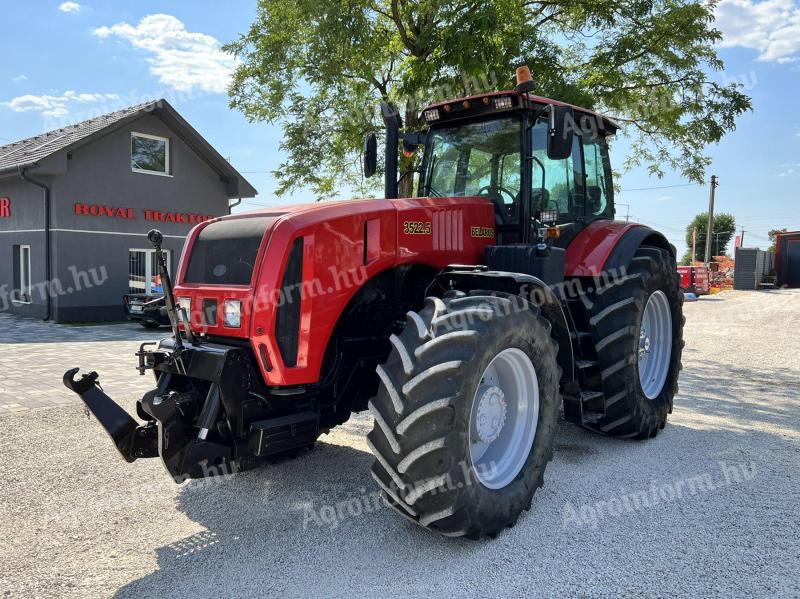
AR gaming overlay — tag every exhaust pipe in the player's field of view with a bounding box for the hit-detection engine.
[380,101,402,199]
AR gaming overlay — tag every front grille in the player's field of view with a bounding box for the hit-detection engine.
[184,216,275,286]
[203,299,218,326]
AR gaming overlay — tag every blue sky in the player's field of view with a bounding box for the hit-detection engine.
[2,0,800,257]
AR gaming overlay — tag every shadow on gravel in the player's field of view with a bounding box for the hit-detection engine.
[114,440,472,597]
[114,430,798,595]
[113,359,800,597]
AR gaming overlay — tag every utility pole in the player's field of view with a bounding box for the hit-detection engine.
[739,228,746,248]
[704,175,718,264]
[617,202,631,222]
[692,228,697,264]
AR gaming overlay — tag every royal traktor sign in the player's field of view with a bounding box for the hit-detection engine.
[74,203,214,224]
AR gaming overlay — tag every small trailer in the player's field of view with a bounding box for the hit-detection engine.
[677,265,710,295]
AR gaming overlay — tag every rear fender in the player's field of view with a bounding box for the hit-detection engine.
[565,221,673,277]
[428,267,575,388]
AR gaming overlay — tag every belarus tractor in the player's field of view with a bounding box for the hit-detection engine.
[64,68,684,539]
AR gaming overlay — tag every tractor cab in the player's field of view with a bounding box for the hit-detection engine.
[367,67,618,247]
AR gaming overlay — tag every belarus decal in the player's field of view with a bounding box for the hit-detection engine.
[470,226,494,238]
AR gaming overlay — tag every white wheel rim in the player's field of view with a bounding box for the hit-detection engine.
[469,348,539,490]
[638,290,673,399]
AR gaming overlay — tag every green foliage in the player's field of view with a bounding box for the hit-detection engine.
[684,212,736,262]
[768,228,788,252]
[225,0,752,199]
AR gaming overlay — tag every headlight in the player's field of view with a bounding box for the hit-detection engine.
[177,297,192,317]
[224,300,242,328]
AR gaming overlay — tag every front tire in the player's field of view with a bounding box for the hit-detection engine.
[367,293,559,539]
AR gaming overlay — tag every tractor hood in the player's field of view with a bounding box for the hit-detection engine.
[170,195,498,380]
[171,198,397,339]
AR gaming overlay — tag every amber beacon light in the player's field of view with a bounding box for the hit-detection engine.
[515,65,536,93]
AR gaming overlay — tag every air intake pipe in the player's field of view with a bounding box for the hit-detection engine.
[380,101,403,199]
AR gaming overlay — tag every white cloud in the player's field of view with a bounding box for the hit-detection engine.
[777,162,800,176]
[13,75,27,82]
[715,0,800,62]
[58,2,81,13]
[92,14,235,93]
[2,91,120,118]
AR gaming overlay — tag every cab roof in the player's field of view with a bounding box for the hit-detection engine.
[421,90,618,135]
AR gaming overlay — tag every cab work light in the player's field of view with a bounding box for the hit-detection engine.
[224,300,242,328]
[493,96,514,110]
[540,209,559,223]
[423,109,440,122]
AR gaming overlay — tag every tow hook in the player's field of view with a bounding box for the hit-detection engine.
[63,368,157,462]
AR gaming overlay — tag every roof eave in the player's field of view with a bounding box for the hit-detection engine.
[153,101,258,199]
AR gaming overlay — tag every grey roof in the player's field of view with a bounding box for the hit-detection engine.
[0,102,151,173]
[0,99,256,198]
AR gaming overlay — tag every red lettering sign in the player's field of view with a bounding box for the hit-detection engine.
[75,203,214,226]
[0,197,9,218]
[143,210,214,224]
[75,203,135,219]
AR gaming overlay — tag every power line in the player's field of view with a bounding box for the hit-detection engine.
[237,200,273,208]
[620,182,702,192]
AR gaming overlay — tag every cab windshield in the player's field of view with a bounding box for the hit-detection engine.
[422,117,522,225]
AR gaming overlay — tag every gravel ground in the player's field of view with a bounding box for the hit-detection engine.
[1,289,798,598]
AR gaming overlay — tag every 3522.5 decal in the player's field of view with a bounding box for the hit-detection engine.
[403,221,432,235]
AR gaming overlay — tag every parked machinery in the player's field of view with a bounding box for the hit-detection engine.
[64,68,684,539]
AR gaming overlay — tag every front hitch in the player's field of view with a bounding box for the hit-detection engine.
[63,368,157,462]
[63,366,232,481]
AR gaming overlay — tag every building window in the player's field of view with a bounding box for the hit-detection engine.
[12,245,32,303]
[129,249,171,295]
[131,132,170,176]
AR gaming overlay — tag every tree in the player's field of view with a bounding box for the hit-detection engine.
[682,212,736,263]
[768,228,787,253]
[225,0,751,199]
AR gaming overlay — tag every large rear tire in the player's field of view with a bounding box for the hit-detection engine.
[367,292,559,539]
[584,245,684,438]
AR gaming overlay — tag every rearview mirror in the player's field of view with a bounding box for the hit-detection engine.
[363,132,377,178]
[547,105,575,161]
[401,131,428,157]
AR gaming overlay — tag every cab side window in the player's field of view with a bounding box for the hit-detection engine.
[531,120,583,218]
[583,136,613,218]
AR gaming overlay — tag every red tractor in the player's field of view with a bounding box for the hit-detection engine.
[64,68,684,539]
